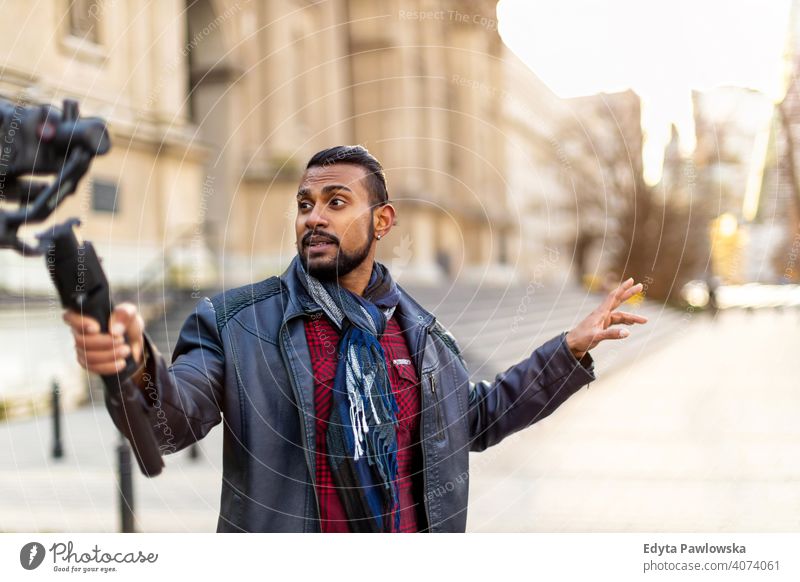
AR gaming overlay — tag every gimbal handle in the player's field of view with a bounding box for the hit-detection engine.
[45,221,164,477]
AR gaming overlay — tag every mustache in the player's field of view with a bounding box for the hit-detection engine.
[302,231,339,245]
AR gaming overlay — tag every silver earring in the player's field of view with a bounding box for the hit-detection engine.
[376,234,382,240]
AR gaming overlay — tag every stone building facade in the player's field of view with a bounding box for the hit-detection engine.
[0,0,580,292]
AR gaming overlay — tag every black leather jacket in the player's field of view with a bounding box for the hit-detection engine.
[107,262,596,532]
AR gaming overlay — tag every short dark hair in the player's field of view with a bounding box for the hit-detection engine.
[305,145,388,207]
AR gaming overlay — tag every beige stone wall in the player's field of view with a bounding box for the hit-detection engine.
[0,0,207,291]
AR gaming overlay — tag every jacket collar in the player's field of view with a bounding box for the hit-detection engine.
[278,256,436,330]
[394,282,436,330]
[278,257,320,323]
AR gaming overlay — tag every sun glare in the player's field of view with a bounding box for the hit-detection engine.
[497,0,792,185]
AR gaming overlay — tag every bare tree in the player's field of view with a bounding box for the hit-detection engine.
[773,87,800,283]
[530,90,711,302]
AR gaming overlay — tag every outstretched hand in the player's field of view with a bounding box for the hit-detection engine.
[566,278,648,360]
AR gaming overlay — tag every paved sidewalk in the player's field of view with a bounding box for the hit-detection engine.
[0,401,223,532]
[466,308,800,532]
[2,308,797,532]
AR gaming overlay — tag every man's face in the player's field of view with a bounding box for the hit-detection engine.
[295,163,376,281]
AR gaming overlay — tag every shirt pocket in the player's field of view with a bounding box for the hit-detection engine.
[313,360,338,386]
[389,359,420,430]
[390,358,418,383]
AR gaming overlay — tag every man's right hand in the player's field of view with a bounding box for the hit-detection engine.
[63,302,145,376]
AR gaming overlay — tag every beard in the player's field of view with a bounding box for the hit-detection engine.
[298,220,374,281]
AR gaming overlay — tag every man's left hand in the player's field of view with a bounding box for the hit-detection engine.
[565,277,648,360]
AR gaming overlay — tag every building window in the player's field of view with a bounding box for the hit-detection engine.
[68,0,101,43]
[59,0,107,64]
[91,179,119,213]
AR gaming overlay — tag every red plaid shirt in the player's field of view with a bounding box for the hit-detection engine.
[303,312,424,532]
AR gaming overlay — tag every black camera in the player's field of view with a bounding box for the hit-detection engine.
[0,97,109,203]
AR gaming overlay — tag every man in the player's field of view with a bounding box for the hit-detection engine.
[63,145,647,533]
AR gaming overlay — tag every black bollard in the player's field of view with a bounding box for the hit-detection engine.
[189,442,199,461]
[51,380,63,459]
[117,436,135,533]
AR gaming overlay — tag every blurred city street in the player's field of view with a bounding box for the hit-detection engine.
[1,0,800,546]
[468,307,800,532]
[1,305,797,532]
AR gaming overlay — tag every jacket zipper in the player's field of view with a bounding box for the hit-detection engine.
[429,372,445,441]
[415,321,436,531]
